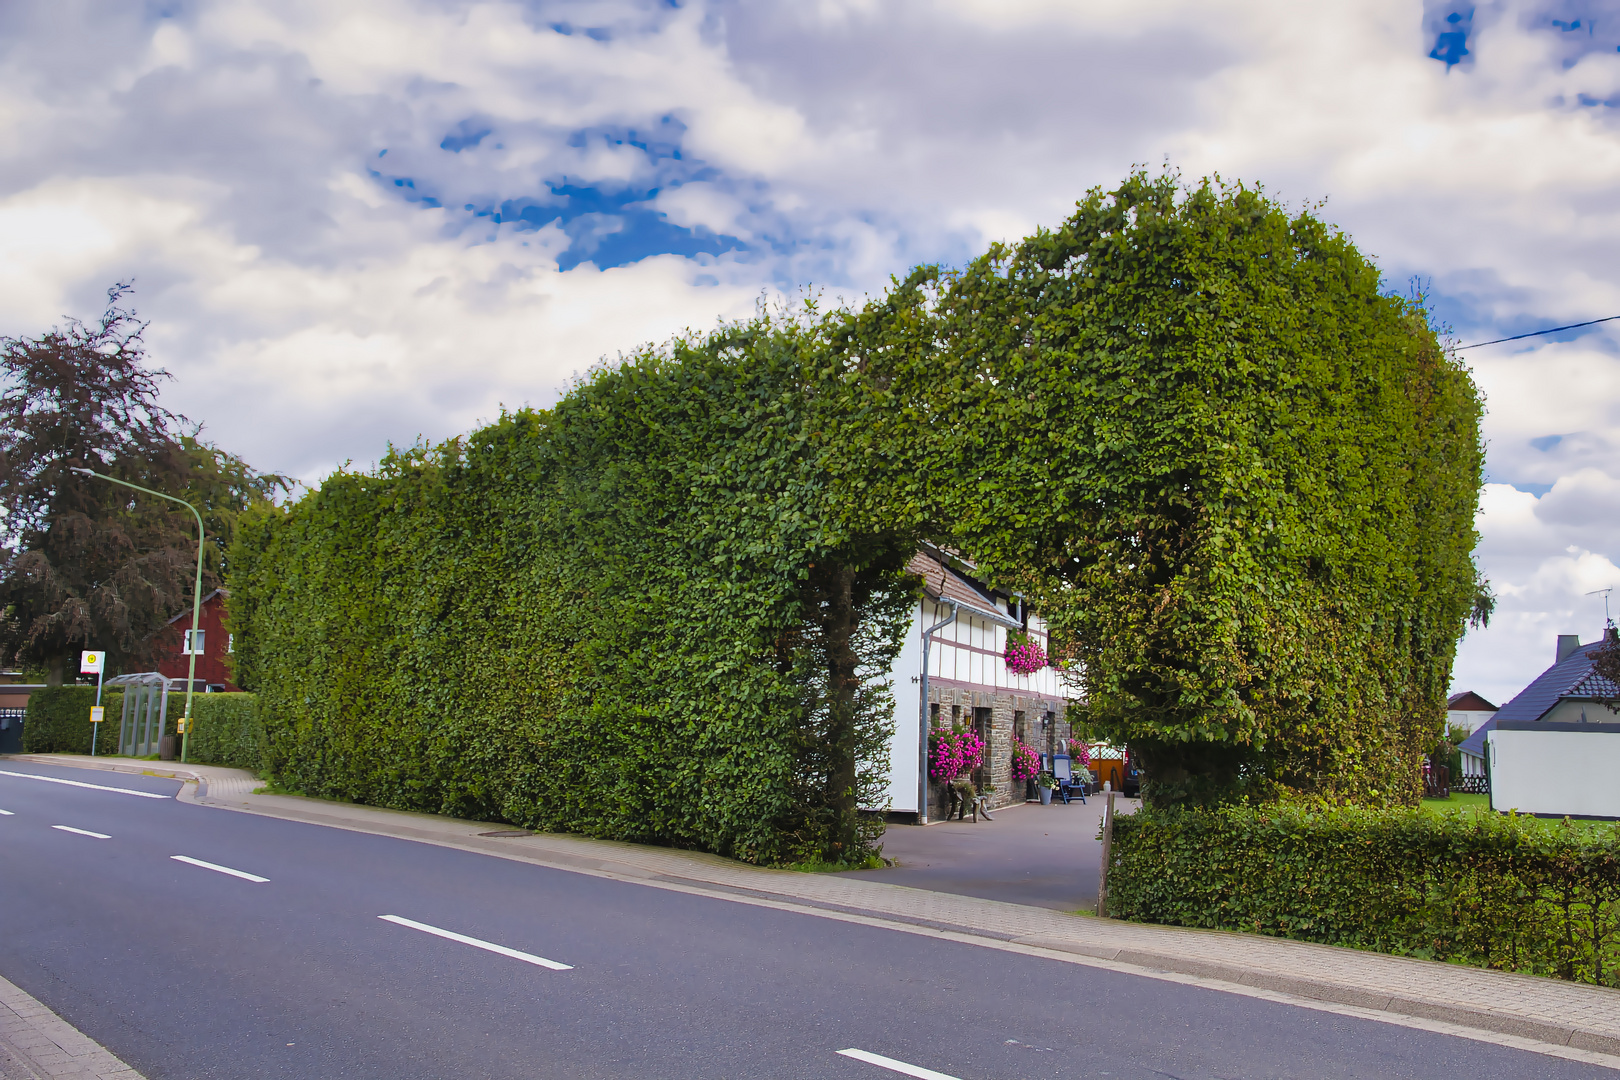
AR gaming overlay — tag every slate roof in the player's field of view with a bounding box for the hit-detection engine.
[1459,638,1612,757]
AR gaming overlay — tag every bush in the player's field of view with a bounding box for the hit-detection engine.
[1110,805,1620,986]
[22,687,125,755]
[184,693,265,772]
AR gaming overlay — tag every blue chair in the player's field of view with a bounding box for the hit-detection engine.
[1052,754,1086,804]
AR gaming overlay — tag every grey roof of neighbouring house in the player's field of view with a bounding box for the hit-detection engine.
[1459,638,1615,757]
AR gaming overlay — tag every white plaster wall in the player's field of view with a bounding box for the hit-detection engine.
[1447,708,1497,734]
[1489,729,1620,818]
[876,604,925,813]
[1539,700,1620,725]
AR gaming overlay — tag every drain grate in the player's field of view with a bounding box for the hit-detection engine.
[478,829,535,838]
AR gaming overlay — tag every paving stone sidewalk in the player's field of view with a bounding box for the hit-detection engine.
[0,973,143,1080]
[10,752,1620,1071]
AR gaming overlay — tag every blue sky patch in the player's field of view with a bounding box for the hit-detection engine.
[487,183,741,270]
[370,117,750,270]
[440,124,492,152]
[1429,9,1473,68]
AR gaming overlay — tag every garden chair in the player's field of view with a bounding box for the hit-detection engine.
[1052,754,1086,804]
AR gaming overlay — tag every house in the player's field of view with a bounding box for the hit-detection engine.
[877,548,1072,823]
[1446,690,1498,736]
[1460,632,1620,818]
[155,589,239,692]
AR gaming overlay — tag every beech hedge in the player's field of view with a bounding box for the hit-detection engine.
[185,693,265,772]
[229,172,1488,862]
[831,172,1486,805]
[1109,806,1620,986]
[230,320,913,866]
[22,687,125,755]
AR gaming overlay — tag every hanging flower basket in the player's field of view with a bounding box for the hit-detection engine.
[929,725,986,783]
[1003,631,1047,677]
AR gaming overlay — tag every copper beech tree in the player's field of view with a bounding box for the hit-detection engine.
[0,285,285,683]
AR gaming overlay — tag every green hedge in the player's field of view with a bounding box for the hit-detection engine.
[184,693,265,772]
[1110,805,1620,985]
[231,321,911,867]
[22,687,126,755]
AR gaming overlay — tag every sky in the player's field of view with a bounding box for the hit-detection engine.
[1,0,1618,706]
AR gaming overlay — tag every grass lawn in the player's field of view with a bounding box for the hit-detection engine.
[1419,793,1490,817]
[1421,792,1618,835]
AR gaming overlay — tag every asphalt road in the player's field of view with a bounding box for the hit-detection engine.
[863,796,1126,911]
[0,760,1612,1080]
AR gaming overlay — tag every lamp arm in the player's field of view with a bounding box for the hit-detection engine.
[70,468,206,762]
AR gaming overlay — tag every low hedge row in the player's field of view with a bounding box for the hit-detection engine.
[1109,804,1620,986]
[184,693,265,772]
[22,687,127,755]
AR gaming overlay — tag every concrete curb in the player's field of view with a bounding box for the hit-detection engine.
[1008,934,1620,1057]
[7,752,1620,1072]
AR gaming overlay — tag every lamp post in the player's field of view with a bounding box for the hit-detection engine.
[69,467,204,764]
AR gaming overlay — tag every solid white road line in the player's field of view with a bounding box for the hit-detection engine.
[0,809,13,815]
[377,915,572,971]
[0,770,169,799]
[51,825,111,839]
[836,1049,965,1080]
[170,855,269,883]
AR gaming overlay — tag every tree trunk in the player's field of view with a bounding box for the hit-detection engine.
[45,655,67,687]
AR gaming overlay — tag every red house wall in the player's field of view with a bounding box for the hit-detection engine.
[155,592,239,691]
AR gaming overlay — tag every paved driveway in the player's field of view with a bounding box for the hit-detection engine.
[859,794,1141,911]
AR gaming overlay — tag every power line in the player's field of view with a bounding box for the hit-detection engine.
[1457,315,1620,351]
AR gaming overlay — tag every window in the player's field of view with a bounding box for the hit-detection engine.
[182,629,205,655]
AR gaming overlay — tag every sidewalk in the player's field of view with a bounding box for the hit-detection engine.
[0,972,143,1080]
[10,752,1620,1073]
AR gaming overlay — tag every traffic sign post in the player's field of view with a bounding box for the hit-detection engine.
[81,651,106,756]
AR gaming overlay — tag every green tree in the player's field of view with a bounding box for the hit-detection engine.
[0,285,286,683]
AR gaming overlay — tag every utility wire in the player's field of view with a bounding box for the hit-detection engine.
[1457,315,1620,350]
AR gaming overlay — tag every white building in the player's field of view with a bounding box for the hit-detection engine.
[878,548,1072,822]
[1463,632,1620,819]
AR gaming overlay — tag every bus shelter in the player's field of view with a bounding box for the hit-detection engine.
[105,672,179,757]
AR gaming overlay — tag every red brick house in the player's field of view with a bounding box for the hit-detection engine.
[156,588,239,691]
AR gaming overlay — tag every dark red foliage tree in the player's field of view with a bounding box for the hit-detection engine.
[0,285,284,683]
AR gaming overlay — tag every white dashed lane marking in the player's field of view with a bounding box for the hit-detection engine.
[51,825,111,839]
[171,855,269,883]
[837,1049,965,1080]
[377,915,572,971]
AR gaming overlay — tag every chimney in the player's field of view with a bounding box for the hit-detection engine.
[1557,634,1582,664]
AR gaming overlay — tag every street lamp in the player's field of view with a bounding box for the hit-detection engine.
[69,467,205,764]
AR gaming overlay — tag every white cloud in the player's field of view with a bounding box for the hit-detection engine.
[1,0,1618,703]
